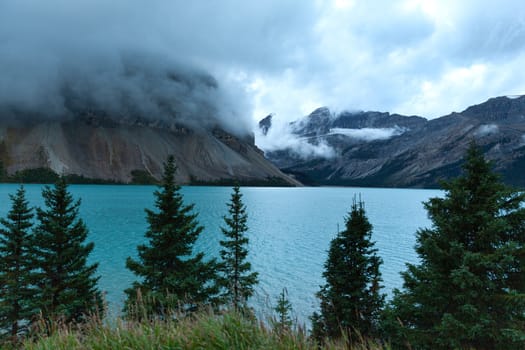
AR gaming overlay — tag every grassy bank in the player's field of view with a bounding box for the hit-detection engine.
[21,310,386,350]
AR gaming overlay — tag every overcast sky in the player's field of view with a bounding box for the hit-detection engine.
[1,0,525,130]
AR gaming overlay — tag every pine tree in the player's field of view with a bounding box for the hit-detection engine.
[217,185,258,310]
[311,197,384,344]
[32,177,102,324]
[385,144,525,349]
[0,186,36,340]
[125,155,218,318]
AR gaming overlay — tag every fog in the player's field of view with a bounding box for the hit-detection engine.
[0,1,261,135]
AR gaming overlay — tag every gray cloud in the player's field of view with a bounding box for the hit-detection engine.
[248,0,525,124]
[445,1,525,62]
[0,0,316,134]
[1,0,525,138]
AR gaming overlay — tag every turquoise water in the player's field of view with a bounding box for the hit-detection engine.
[0,184,440,324]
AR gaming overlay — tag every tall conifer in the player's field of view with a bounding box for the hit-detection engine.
[217,185,258,310]
[0,186,36,339]
[32,177,102,324]
[385,144,525,349]
[125,156,218,317]
[312,197,384,344]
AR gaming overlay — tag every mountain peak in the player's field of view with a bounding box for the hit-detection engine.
[258,114,273,136]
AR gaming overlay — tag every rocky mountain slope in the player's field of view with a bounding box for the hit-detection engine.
[0,116,299,185]
[261,96,525,188]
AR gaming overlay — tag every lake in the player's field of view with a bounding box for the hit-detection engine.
[0,184,440,325]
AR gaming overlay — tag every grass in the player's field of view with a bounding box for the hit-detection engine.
[20,310,387,350]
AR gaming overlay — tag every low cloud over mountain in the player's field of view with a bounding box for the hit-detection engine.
[0,1,257,135]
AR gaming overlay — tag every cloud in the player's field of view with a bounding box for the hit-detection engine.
[255,121,335,160]
[1,48,251,131]
[328,127,406,141]
[0,0,318,134]
[249,0,525,122]
[1,0,525,137]
[475,124,499,137]
[256,117,407,160]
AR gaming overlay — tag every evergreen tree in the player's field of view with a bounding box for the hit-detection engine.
[217,185,258,310]
[273,288,293,335]
[311,197,384,344]
[125,156,218,318]
[385,144,525,349]
[32,177,102,324]
[0,186,36,339]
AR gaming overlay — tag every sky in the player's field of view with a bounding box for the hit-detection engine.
[1,0,525,133]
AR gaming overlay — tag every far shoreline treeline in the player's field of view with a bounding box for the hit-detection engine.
[0,162,522,190]
[0,164,296,187]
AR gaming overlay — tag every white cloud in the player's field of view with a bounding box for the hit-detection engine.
[255,121,335,159]
[397,63,492,116]
[328,127,406,140]
[475,124,499,137]
[256,122,407,160]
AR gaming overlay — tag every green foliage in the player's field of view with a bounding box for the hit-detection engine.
[0,186,37,340]
[0,160,8,182]
[385,144,525,349]
[125,155,219,318]
[312,197,385,344]
[31,177,103,325]
[0,167,119,184]
[190,176,296,187]
[273,288,293,335]
[62,174,119,184]
[217,185,259,310]
[130,169,158,185]
[11,168,59,184]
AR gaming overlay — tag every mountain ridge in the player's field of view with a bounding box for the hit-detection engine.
[0,117,300,186]
[260,95,525,188]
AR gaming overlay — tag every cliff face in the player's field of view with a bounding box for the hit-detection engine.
[0,118,300,185]
[262,96,525,188]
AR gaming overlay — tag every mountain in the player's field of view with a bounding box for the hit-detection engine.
[261,96,525,188]
[0,116,300,186]
[258,114,273,136]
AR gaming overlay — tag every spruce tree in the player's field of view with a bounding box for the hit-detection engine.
[125,155,218,317]
[32,177,102,324]
[385,144,525,349]
[311,197,384,344]
[0,186,36,339]
[273,288,293,335]
[217,185,258,310]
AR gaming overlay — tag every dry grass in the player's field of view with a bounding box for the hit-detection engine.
[21,309,388,350]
